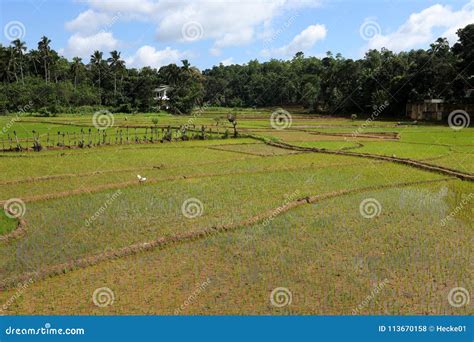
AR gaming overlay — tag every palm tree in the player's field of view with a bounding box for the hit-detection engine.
[90,50,103,103]
[37,36,51,83]
[4,46,16,82]
[181,59,191,71]
[71,57,82,89]
[160,64,181,85]
[90,50,103,86]
[11,39,26,84]
[107,50,125,97]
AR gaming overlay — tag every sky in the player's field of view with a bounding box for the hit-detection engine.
[1,0,473,70]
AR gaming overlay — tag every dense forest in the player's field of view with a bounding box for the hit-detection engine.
[0,24,472,117]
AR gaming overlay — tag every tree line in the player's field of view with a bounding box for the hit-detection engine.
[0,24,472,117]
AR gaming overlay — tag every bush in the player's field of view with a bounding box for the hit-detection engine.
[34,108,52,117]
[114,103,133,113]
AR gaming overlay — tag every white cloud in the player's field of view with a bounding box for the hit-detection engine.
[263,24,327,57]
[86,0,159,15]
[125,45,188,69]
[155,1,286,49]
[65,0,322,54]
[365,1,474,52]
[63,32,119,59]
[65,10,115,35]
[220,57,234,66]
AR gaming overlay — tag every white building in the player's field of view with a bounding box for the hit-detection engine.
[154,85,171,109]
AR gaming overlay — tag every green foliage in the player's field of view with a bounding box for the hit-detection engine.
[0,26,473,117]
[114,103,133,113]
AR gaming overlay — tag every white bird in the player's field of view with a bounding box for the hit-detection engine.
[137,175,147,183]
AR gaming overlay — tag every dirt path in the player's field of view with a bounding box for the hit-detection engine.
[261,139,474,181]
[0,160,376,205]
[0,177,454,290]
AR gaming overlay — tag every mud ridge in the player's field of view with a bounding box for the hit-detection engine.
[262,140,474,181]
[0,177,453,290]
[0,160,374,205]
[0,212,27,244]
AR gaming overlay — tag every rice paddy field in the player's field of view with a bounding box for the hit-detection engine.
[0,108,472,315]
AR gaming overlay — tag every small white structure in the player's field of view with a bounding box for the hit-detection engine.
[154,85,170,100]
[137,175,147,183]
[154,85,171,110]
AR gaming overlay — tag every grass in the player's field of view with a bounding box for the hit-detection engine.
[0,211,17,236]
[2,181,471,315]
[0,108,472,315]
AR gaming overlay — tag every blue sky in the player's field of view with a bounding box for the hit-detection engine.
[1,0,473,70]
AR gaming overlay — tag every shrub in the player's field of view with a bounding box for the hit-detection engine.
[114,103,133,113]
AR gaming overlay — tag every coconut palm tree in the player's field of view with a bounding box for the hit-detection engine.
[90,50,103,103]
[90,50,103,87]
[11,39,26,84]
[37,36,51,83]
[107,50,125,97]
[71,57,83,89]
